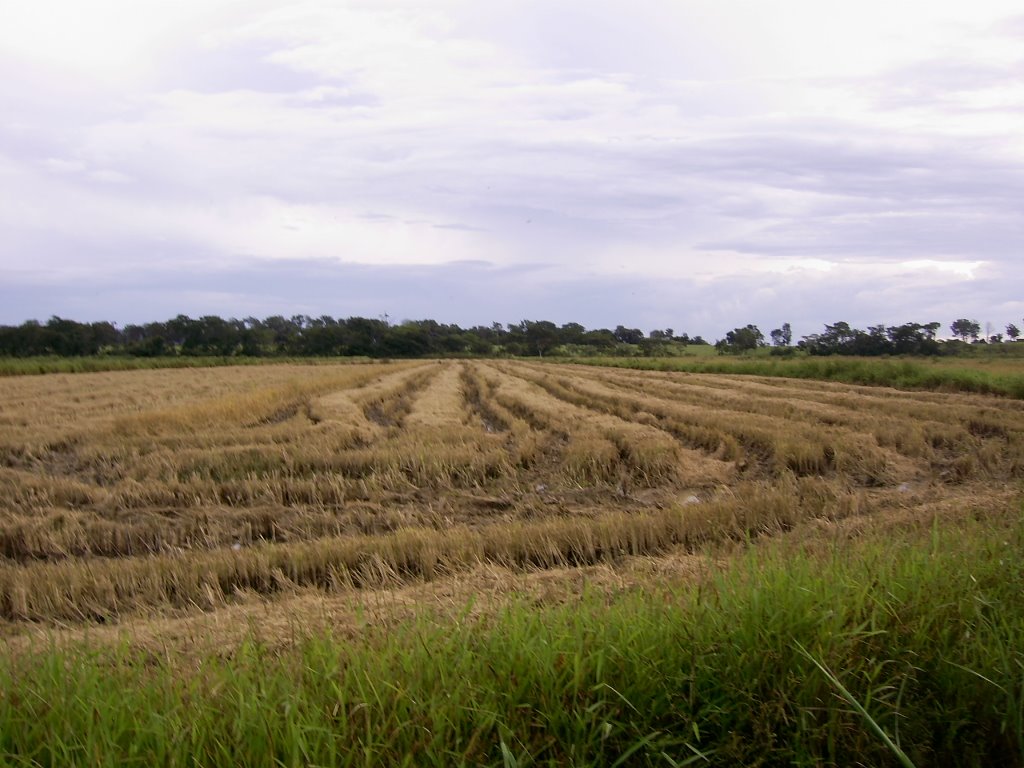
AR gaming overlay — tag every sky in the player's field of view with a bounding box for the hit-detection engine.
[1,0,1022,340]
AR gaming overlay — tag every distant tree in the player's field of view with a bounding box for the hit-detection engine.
[260,315,299,353]
[582,328,617,351]
[717,324,765,354]
[647,328,676,342]
[521,320,559,356]
[238,317,271,356]
[886,322,940,355]
[122,324,146,345]
[853,325,890,355]
[90,321,120,351]
[799,321,855,355]
[45,316,88,356]
[1006,323,1020,341]
[340,317,385,356]
[640,330,674,357]
[613,325,644,345]
[560,322,586,345]
[825,321,856,346]
[195,315,241,355]
[464,332,493,356]
[770,322,792,347]
[950,318,981,343]
[6,312,985,360]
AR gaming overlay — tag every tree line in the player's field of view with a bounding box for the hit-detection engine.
[0,315,708,359]
[715,319,1022,356]
[0,314,1018,359]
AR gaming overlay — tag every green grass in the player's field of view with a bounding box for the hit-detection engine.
[2,516,1022,766]
[560,355,1024,399]
[0,356,376,376]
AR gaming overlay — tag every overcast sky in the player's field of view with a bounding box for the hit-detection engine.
[2,0,1022,339]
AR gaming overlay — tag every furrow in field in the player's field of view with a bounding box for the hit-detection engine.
[0,365,420,527]
[0,472,921,624]
[459,363,511,434]
[505,363,909,485]
[548,364,1024,482]
[483,363,732,488]
[462,363,551,472]
[577,364,1024,435]
[402,362,469,429]
[327,362,513,489]
[0,502,363,562]
[349,363,440,428]
[2,358,1021,631]
[115,365,435,501]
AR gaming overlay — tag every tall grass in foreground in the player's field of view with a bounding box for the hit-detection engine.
[563,356,1024,399]
[2,518,1022,766]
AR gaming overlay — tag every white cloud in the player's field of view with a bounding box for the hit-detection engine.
[43,157,86,174]
[1,0,1022,328]
[89,169,133,184]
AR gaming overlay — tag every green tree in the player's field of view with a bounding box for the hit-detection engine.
[886,322,940,355]
[769,322,792,347]
[716,324,765,354]
[613,325,644,345]
[1006,323,1020,341]
[560,322,586,345]
[950,318,981,342]
[521,320,559,357]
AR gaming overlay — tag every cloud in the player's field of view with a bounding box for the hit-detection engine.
[1,255,1015,345]
[1,0,1022,332]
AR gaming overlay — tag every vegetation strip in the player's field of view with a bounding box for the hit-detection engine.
[562,356,1024,399]
[3,315,1023,366]
[1,518,1021,766]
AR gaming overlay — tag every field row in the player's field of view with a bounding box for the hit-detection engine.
[1,360,1021,625]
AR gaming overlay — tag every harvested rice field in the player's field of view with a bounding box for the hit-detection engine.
[2,359,1024,765]
[0,359,1020,629]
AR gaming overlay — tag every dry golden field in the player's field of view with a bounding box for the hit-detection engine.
[0,359,1021,638]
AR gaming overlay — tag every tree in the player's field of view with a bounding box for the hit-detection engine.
[886,322,940,355]
[950,318,981,343]
[717,324,764,354]
[1006,323,1020,341]
[521,320,559,356]
[613,325,644,345]
[799,321,855,355]
[582,328,617,352]
[560,322,586,345]
[770,322,792,347]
